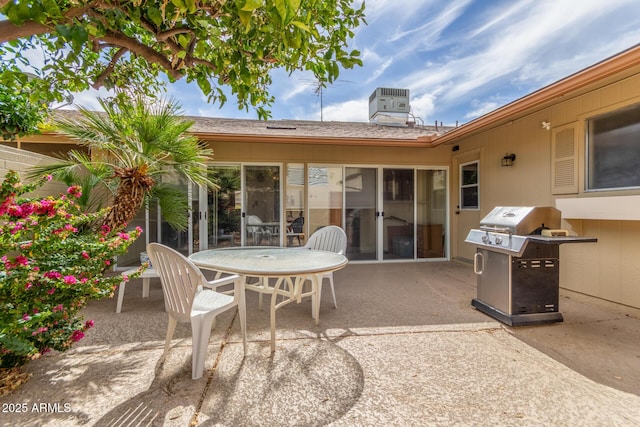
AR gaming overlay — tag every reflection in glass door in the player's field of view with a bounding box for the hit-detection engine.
[383,169,414,260]
[345,167,377,261]
[160,176,190,255]
[243,165,281,246]
[203,165,241,250]
[417,170,447,258]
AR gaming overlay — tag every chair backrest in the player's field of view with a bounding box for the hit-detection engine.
[147,243,206,322]
[247,215,262,225]
[290,216,304,233]
[305,225,347,255]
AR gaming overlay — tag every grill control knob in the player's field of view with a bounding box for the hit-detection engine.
[495,236,503,245]
[482,235,490,244]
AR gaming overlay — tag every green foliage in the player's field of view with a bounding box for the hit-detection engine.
[0,171,143,368]
[30,95,215,231]
[0,68,49,140]
[0,0,366,119]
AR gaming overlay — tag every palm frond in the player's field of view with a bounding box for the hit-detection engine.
[47,94,215,229]
[151,183,189,232]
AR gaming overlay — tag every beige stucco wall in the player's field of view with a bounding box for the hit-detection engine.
[0,145,67,196]
[449,69,640,309]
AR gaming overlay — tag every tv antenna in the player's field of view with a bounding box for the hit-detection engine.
[299,78,354,122]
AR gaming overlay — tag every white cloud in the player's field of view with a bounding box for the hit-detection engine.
[66,87,113,110]
[463,101,501,121]
[390,0,640,123]
[408,92,436,122]
[389,0,472,48]
[317,99,369,122]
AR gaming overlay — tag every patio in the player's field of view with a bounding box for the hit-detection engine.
[2,261,640,426]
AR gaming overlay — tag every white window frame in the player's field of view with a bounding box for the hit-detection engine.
[459,160,479,211]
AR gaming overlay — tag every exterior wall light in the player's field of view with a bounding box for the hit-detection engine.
[501,153,516,167]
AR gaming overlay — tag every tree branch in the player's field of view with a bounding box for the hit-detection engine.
[0,19,50,42]
[97,31,183,80]
[155,27,194,42]
[92,47,127,89]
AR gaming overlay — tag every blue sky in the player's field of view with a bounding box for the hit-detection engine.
[71,0,640,126]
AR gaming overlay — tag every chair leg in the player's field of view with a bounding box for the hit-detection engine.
[328,273,337,309]
[164,317,178,355]
[116,279,126,313]
[238,302,248,356]
[191,314,215,380]
[270,286,278,352]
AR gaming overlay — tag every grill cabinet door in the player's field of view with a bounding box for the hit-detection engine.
[476,248,511,314]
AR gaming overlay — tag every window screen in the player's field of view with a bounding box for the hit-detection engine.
[587,103,640,190]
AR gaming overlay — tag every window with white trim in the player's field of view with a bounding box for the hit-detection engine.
[587,103,640,191]
[460,161,479,210]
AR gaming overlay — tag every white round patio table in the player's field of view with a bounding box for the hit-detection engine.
[189,247,348,351]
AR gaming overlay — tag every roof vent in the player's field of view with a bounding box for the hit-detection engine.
[369,87,410,126]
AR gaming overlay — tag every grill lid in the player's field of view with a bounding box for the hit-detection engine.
[479,206,560,235]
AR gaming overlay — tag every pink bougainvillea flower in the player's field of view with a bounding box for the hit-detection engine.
[47,288,56,295]
[104,259,111,266]
[81,251,90,259]
[118,232,130,241]
[53,304,64,312]
[63,275,77,285]
[15,255,29,266]
[71,330,85,342]
[100,224,111,236]
[66,185,82,198]
[24,283,32,290]
[44,271,62,279]
[85,320,94,329]
[135,226,143,233]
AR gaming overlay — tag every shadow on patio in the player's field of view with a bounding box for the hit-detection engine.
[2,262,640,426]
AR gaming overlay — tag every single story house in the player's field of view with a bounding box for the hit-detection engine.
[5,44,640,310]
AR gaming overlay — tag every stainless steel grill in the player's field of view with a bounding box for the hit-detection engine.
[465,206,596,326]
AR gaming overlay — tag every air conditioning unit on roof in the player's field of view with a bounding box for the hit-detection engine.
[369,88,410,125]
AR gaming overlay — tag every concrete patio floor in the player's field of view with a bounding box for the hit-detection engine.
[2,261,640,426]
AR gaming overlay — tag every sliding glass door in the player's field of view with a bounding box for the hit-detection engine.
[416,170,446,259]
[243,165,281,246]
[382,168,414,260]
[194,163,446,261]
[200,165,241,250]
[345,167,377,261]
[198,164,282,249]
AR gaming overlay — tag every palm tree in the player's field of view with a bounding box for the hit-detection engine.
[31,96,215,231]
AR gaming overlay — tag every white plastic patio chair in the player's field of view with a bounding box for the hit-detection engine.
[302,225,347,308]
[146,243,247,380]
[247,214,269,245]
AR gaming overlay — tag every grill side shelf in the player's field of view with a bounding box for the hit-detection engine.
[527,236,598,244]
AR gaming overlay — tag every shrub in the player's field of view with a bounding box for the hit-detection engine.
[0,170,143,368]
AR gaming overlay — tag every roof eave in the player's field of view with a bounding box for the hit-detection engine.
[192,132,439,147]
